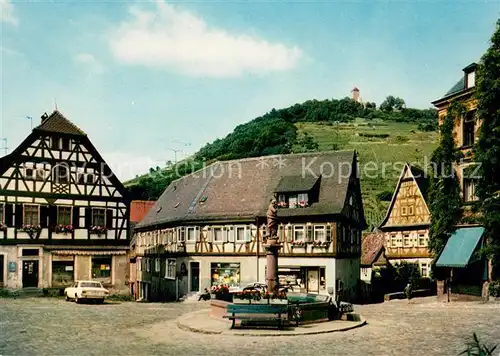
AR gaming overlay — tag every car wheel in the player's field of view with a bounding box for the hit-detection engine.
[75,295,80,303]
[65,293,70,302]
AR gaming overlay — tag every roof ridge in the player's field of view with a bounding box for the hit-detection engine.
[214,150,355,166]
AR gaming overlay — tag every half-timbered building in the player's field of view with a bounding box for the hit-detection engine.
[0,110,130,293]
[378,164,432,277]
[131,151,366,302]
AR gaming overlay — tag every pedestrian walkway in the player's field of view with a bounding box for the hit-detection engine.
[176,309,366,336]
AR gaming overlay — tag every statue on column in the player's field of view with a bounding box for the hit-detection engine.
[266,198,278,241]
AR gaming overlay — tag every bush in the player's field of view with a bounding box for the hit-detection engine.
[489,280,500,297]
[359,133,390,139]
[107,294,135,301]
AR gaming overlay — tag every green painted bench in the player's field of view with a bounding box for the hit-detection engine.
[223,303,288,329]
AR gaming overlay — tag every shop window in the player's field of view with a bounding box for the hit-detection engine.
[57,206,72,226]
[23,205,40,226]
[210,262,240,287]
[52,261,74,285]
[293,225,305,241]
[91,256,112,284]
[166,259,176,279]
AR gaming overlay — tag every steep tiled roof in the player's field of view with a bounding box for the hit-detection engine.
[136,151,362,229]
[444,77,465,97]
[35,110,86,136]
[275,175,319,193]
[130,201,156,223]
[409,165,429,199]
[361,233,385,266]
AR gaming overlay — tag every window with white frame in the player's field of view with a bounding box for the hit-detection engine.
[186,227,196,242]
[463,178,478,202]
[235,226,248,242]
[419,234,427,247]
[293,225,305,241]
[166,259,176,279]
[390,235,397,247]
[227,227,235,242]
[177,227,185,242]
[467,71,475,88]
[23,205,40,226]
[314,225,326,241]
[403,234,411,247]
[91,208,106,227]
[421,263,428,277]
[155,258,160,272]
[213,227,224,243]
[146,258,151,272]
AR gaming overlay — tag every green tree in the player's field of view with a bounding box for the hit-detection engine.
[473,20,500,278]
[380,95,406,112]
[428,101,464,256]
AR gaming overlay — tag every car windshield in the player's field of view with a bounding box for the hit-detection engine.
[80,282,102,288]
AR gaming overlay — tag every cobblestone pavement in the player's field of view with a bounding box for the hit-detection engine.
[0,297,499,356]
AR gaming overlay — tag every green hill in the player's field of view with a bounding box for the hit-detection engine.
[125,97,438,230]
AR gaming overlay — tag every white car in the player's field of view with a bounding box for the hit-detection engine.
[64,280,109,304]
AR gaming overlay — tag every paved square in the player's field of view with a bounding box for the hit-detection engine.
[0,297,498,355]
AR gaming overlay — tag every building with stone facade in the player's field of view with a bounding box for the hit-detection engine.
[432,62,489,300]
[0,110,130,294]
[130,151,367,303]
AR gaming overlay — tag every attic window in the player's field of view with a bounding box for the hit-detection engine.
[466,71,475,88]
[199,196,207,203]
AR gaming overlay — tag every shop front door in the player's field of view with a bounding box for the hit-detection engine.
[22,260,38,288]
[307,268,319,293]
[190,262,200,292]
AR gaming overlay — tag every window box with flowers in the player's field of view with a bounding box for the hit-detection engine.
[233,290,288,304]
[277,201,289,208]
[89,226,107,236]
[210,284,232,302]
[54,224,74,234]
[20,224,42,238]
[291,241,308,248]
[312,241,330,248]
[297,201,309,208]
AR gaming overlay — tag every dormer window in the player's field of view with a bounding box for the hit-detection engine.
[274,175,319,209]
[466,71,475,88]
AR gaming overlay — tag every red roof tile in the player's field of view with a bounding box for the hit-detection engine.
[130,200,156,223]
[361,232,385,266]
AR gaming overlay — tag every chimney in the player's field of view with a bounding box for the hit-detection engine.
[41,112,49,124]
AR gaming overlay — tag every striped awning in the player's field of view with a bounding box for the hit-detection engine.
[52,250,127,256]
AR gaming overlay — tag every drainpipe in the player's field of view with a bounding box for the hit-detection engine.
[176,277,179,301]
[256,217,260,283]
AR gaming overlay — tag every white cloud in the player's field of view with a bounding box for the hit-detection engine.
[1,0,18,26]
[74,52,104,74]
[108,1,302,77]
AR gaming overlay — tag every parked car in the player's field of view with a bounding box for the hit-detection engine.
[64,280,109,304]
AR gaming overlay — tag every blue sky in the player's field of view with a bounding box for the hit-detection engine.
[1,0,499,180]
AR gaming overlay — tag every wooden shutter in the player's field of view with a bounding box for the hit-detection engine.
[49,206,57,228]
[195,226,200,241]
[106,209,113,229]
[72,207,80,228]
[85,208,91,228]
[15,204,23,228]
[40,206,49,228]
[4,204,13,227]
